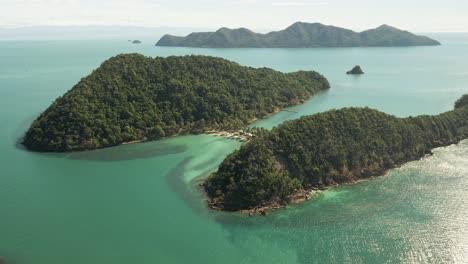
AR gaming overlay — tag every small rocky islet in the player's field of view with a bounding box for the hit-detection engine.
[347,65,364,75]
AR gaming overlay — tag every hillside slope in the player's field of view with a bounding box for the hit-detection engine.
[156,22,441,48]
[205,97,468,212]
[23,54,329,152]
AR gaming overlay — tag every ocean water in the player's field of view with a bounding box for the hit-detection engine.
[0,34,468,264]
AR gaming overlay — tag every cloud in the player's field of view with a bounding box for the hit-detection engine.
[272,1,328,7]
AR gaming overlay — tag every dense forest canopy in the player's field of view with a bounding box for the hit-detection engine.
[205,96,468,211]
[455,94,468,109]
[156,22,441,48]
[23,54,329,152]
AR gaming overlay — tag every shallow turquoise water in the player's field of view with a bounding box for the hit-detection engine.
[0,35,467,263]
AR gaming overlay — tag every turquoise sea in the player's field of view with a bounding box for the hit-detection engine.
[0,34,468,264]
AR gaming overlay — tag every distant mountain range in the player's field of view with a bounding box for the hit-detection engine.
[156,22,441,48]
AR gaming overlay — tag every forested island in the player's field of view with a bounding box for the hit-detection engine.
[22,54,329,152]
[204,96,468,213]
[156,22,441,48]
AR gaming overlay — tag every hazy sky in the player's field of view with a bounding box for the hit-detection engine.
[2,0,468,32]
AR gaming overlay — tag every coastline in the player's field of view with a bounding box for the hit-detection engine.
[204,147,446,216]
[204,130,252,142]
[120,104,301,146]
[121,139,146,145]
[203,102,304,142]
[247,108,281,124]
[206,178,379,216]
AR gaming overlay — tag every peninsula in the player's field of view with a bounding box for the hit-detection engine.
[204,96,468,213]
[156,22,441,48]
[23,54,329,152]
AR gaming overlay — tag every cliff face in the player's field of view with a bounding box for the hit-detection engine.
[156,22,441,48]
[205,98,468,212]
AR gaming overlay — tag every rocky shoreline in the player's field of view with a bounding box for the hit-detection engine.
[204,149,442,215]
[206,173,385,216]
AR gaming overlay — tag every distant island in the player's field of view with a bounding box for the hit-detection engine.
[204,96,468,214]
[132,40,142,44]
[23,54,329,152]
[156,22,441,48]
[347,66,364,75]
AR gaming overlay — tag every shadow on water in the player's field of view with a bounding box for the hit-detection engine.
[165,156,218,216]
[65,140,187,161]
[190,156,226,171]
[15,115,188,161]
[17,136,187,161]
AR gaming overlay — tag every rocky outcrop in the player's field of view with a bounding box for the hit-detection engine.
[347,66,364,75]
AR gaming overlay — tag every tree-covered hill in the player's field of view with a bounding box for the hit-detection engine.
[205,96,468,212]
[23,54,329,152]
[156,22,441,48]
[455,94,468,109]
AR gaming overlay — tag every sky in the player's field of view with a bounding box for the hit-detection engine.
[1,0,468,32]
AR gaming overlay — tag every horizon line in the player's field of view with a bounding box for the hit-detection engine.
[0,23,467,34]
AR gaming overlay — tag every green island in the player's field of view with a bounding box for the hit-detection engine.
[156,22,441,48]
[204,96,468,214]
[22,54,329,152]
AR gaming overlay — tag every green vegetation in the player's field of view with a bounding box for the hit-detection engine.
[156,22,441,48]
[455,94,468,109]
[205,96,468,211]
[23,54,329,152]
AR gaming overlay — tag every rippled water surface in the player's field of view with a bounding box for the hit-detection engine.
[0,34,467,263]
